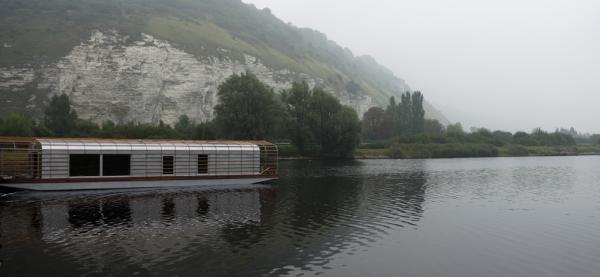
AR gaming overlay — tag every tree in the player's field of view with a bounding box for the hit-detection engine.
[282,82,314,153]
[193,122,216,140]
[307,88,343,156]
[362,106,388,140]
[72,119,100,137]
[308,89,360,158]
[410,91,425,134]
[446,122,464,135]
[175,115,194,139]
[283,83,361,158]
[44,94,78,136]
[386,96,400,136]
[424,119,444,136]
[400,92,412,134]
[214,72,283,140]
[332,106,361,157]
[0,113,36,137]
[493,130,513,145]
[513,131,534,145]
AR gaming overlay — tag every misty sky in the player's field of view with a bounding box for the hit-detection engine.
[243,0,600,133]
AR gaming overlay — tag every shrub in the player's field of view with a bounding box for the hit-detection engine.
[503,145,530,156]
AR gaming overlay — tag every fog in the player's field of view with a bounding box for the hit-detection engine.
[244,0,600,133]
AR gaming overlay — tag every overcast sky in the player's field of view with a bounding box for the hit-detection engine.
[243,0,600,133]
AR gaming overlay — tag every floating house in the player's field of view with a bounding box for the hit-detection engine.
[0,137,278,191]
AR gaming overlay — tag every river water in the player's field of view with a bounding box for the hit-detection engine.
[1,156,600,276]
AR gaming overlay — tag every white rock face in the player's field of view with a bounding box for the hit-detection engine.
[0,30,453,125]
[0,30,377,125]
[0,67,34,90]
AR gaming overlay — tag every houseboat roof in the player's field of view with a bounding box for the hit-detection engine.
[0,137,273,144]
[0,137,275,151]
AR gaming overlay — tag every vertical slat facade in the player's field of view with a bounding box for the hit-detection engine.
[35,139,267,179]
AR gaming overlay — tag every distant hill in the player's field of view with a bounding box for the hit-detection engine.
[0,0,448,125]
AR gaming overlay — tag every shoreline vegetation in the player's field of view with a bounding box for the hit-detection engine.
[1,71,599,161]
[278,144,600,160]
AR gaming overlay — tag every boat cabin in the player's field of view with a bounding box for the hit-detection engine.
[0,137,278,191]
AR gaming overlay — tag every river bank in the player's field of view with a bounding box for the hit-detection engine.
[355,144,600,159]
[278,144,600,160]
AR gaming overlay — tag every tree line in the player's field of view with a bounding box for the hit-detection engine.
[361,92,426,140]
[0,72,361,158]
[387,124,577,147]
[0,71,590,158]
[361,96,580,147]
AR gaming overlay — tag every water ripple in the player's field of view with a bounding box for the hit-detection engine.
[2,157,600,276]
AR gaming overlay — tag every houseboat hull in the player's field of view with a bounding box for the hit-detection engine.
[0,177,277,191]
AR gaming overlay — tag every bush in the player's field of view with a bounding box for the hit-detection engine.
[386,143,499,159]
[503,145,530,156]
[360,142,389,149]
[388,144,406,159]
[277,144,300,157]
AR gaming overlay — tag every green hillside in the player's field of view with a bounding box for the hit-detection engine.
[0,0,450,125]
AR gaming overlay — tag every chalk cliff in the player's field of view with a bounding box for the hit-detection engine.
[0,0,449,125]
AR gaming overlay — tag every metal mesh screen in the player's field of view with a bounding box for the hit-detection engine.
[0,137,42,180]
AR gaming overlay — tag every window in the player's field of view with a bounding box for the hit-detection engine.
[198,154,208,174]
[69,154,100,177]
[163,156,174,175]
[103,154,131,176]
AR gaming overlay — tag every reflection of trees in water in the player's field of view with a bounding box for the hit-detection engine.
[229,159,428,276]
[0,204,40,245]
[68,202,101,227]
[161,197,175,220]
[0,160,429,276]
[377,170,427,225]
[0,188,269,275]
[197,197,209,216]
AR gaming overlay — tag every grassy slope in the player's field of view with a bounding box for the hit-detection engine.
[144,16,336,78]
[0,0,411,110]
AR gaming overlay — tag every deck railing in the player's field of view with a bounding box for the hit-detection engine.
[0,137,42,180]
[258,142,278,177]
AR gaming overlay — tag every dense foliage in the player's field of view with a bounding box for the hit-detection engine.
[362,92,426,140]
[0,70,589,159]
[0,73,361,158]
[282,82,361,158]
[213,72,284,140]
[44,94,78,136]
[385,128,576,147]
[356,90,587,159]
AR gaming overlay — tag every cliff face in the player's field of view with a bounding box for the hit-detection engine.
[0,30,376,125]
[0,0,449,125]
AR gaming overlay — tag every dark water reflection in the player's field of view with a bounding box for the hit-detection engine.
[1,157,600,276]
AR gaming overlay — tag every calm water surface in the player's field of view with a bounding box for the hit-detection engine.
[1,156,600,276]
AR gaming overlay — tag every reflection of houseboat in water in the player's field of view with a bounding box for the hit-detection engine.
[0,188,267,273]
[0,137,278,191]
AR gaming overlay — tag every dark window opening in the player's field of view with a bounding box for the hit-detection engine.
[69,154,100,177]
[198,154,208,174]
[163,156,174,175]
[103,154,131,176]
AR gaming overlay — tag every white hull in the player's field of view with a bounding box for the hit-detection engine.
[0,177,275,191]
